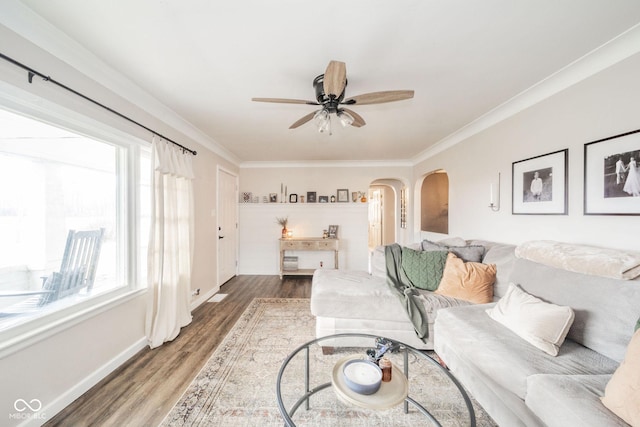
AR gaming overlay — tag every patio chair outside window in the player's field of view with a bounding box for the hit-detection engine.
[0,228,105,316]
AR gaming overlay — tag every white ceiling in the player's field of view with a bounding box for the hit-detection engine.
[13,1,640,163]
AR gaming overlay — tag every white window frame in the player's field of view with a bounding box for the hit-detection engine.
[0,80,150,358]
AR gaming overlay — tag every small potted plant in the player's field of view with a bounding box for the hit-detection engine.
[276,216,289,238]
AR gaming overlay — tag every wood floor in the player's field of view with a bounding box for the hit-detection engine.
[44,275,312,427]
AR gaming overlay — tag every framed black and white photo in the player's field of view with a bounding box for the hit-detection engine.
[269,193,278,203]
[289,193,297,203]
[306,191,316,203]
[328,225,339,238]
[512,149,568,215]
[584,129,640,215]
[337,189,349,202]
[319,195,329,203]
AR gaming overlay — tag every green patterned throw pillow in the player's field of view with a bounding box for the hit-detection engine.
[401,247,448,291]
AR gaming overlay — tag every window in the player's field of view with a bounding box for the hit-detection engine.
[0,108,149,334]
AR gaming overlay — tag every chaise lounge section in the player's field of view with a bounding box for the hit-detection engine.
[311,238,514,349]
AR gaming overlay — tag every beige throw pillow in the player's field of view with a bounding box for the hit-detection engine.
[435,253,496,304]
[486,283,574,356]
[601,329,640,426]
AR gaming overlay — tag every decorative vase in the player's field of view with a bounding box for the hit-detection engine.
[361,195,367,202]
[281,227,288,238]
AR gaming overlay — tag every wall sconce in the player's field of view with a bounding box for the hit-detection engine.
[489,173,501,212]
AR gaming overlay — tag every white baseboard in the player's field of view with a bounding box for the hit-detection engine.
[19,337,148,427]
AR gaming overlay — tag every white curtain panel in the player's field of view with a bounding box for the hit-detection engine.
[146,138,195,349]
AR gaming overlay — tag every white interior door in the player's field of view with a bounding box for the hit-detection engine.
[217,168,238,285]
[368,189,383,248]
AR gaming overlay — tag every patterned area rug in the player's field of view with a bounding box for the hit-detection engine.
[161,298,497,426]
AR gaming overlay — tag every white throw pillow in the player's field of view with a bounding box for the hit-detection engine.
[486,283,575,356]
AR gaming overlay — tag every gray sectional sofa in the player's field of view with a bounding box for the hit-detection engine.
[310,239,640,426]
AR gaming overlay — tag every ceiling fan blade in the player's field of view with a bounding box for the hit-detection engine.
[344,90,414,105]
[252,97,318,105]
[323,60,347,97]
[289,111,317,129]
[342,108,366,127]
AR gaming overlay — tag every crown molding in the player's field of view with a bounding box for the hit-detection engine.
[0,0,240,166]
[412,23,640,165]
[240,159,413,169]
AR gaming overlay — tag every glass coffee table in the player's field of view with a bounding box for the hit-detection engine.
[276,333,476,426]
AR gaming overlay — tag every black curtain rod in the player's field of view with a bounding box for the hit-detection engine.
[0,52,197,155]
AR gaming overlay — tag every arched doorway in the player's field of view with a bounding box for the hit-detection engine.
[420,170,449,234]
[368,179,407,248]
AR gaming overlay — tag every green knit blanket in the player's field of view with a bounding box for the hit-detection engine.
[384,244,429,341]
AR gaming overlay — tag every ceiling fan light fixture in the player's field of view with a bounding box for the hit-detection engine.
[313,108,328,124]
[337,110,354,127]
[313,109,331,133]
[318,116,331,134]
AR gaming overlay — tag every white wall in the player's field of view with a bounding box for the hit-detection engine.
[238,164,413,272]
[414,52,640,252]
[239,203,368,273]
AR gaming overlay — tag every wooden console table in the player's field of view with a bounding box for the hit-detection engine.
[279,237,339,279]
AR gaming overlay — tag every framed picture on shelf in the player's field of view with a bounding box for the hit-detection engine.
[512,149,568,215]
[328,225,339,238]
[269,193,278,203]
[289,193,298,203]
[337,188,349,202]
[241,192,252,203]
[306,191,316,203]
[319,195,329,203]
[584,129,640,215]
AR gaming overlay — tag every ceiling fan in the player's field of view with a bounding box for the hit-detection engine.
[252,60,414,132]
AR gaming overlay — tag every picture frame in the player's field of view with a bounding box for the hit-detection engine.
[328,225,339,238]
[269,193,277,203]
[584,129,640,215]
[319,195,329,203]
[241,192,252,203]
[512,149,568,215]
[289,193,297,203]
[306,191,316,203]
[337,189,349,202]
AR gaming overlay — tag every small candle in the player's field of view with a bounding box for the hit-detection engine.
[379,357,392,382]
